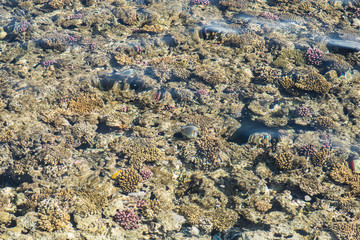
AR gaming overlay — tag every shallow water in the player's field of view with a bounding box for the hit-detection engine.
[0,0,360,239]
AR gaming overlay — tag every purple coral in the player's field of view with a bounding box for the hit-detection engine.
[190,0,210,5]
[114,208,139,230]
[196,89,208,95]
[260,12,279,21]
[305,47,323,65]
[139,169,152,180]
[296,106,311,117]
[14,20,31,33]
[299,145,317,156]
[137,199,146,208]
[42,60,56,68]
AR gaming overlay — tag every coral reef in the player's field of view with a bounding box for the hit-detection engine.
[311,148,331,167]
[1,0,360,238]
[211,208,239,231]
[111,138,165,169]
[274,152,294,170]
[305,47,323,65]
[295,72,331,94]
[313,116,339,130]
[37,198,70,232]
[330,163,360,196]
[113,208,139,230]
[112,167,143,193]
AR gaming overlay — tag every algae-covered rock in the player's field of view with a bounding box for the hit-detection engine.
[157,210,186,232]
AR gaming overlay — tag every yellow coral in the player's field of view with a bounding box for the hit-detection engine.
[113,167,142,193]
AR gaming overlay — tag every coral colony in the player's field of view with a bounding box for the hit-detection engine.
[305,47,323,65]
[296,106,311,117]
[113,209,139,230]
[14,21,31,33]
[299,145,317,156]
[260,12,279,21]
[139,169,152,180]
[190,0,210,5]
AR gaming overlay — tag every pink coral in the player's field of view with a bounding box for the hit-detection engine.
[140,169,152,180]
[296,106,311,117]
[299,145,317,156]
[114,208,139,230]
[260,12,279,21]
[305,48,322,65]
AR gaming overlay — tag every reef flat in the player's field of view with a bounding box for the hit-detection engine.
[1,0,360,239]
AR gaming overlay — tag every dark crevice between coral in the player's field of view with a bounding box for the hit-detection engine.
[1,170,29,188]
[75,142,91,150]
[96,121,120,134]
[228,116,280,146]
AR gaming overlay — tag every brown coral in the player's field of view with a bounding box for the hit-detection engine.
[113,167,142,193]
[295,73,331,94]
[178,204,204,225]
[254,200,272,212]
[114,53,135,66]
[37,198,70,232]
[119,138,164,169]
[330,220,360,240]
[194,135,226,170]
[73,189,109,217]
[312,148,331,166]
[298,174,323,196]
[68,93,104,116]
[48,0,70,9]
[194,64,228,86]
[330,163,360,196]
[280,76,295,89]
[313,116,339,130]
[275,152,294,170]
[211,208,238,231]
